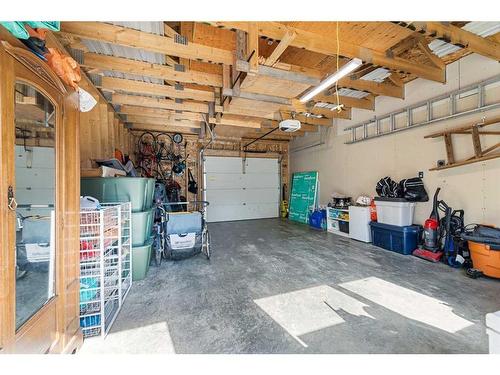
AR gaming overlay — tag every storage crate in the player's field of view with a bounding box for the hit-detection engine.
[79,202,132,338]
[374,197,416,226]
[370,221,421,255]
[339,220,350,234]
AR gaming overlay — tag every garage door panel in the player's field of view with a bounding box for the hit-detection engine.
[204,156,243,173]
[204,156,280,223]
[245,158,279,173]
[206,205,243,222]
[205,173,244,189]
[207,203,278,222]
[244,188,280,204]
[245,203,279,219]
[242,173,279,189]
[206,188,279,205]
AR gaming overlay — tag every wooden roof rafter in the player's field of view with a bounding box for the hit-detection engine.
[208,21,446,83]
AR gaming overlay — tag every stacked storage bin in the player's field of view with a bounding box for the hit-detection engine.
[370,197,421,255]
[81,177,155,281]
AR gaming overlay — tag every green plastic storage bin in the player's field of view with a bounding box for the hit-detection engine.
[131,209,154,246]
[81,177,154,212]
[132,239,153,281]
[145,178,155,209]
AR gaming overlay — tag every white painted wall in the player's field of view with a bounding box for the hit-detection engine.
[290,54,500,225]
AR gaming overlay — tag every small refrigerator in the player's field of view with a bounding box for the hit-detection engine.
[348,206,372,243]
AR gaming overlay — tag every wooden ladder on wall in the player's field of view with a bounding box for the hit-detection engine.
[425,116,500,171]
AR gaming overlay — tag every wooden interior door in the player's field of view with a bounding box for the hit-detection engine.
[0,42,82,354]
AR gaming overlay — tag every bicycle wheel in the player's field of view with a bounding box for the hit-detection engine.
[155,133,173,160]
[138,131,158,157]
[155,162,171,182]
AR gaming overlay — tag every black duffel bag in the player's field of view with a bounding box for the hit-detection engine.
[400,177,428,202]
[376,176,402,198]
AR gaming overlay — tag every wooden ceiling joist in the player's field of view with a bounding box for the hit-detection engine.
[238,58,403,99]
[81,52,222,87]
[416,37,446,69]
[60,22,234,65]
[118,105,204,122]
[125,115,201,128]
[100,76,215,102]
[130,124,200,135]
[209,114,262,129]
[312,93,375,110]
[288,113,332,126]
[210,22,446,82]
[310,107,352,120]
[222,88,291,105]
[236,59,320,85]
[263,30,297,67]
[112,93,209,113]
[262,120,318,133]
[338,77,404,98]
[412,22,500,62]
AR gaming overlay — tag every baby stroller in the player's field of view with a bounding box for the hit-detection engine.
[162,200,211,261]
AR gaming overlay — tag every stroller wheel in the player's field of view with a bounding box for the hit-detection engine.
[203,230,211,260]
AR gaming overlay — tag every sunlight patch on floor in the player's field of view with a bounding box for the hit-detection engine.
[340,277,474,334]
[78,321,176,354]
[254,285,373,347]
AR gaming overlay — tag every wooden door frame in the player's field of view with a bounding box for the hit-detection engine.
[0,42,82,354]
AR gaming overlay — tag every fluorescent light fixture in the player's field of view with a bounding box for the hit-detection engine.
[299,58,363,103]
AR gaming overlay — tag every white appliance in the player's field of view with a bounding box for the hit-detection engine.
[348,206,372,243]
[278,119,301,132]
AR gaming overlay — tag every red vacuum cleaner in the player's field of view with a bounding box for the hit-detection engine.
[413,188,444,262]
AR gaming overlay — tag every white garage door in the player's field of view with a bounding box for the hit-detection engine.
[204,156,280,222]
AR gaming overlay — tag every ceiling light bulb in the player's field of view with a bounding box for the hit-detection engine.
[299,58,363,103]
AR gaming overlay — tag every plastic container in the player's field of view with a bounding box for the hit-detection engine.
[370,221,421,255]
[486,311,500,354]
[80,314,101,328]
[145,178,155,209]
[374,197,416,226]
[81,177,154,212]
[80,277,99,303]
[339,220,350,234]
[131,209,154,246]
[132,238,153,281]
[468,240,500,278]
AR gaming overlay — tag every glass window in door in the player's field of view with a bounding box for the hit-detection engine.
[14,81,56,330]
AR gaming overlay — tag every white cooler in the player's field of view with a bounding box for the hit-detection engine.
[374,197,416,226]
[486,311,500,354]
[349,206,372,242]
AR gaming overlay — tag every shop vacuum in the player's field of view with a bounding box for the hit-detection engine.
[412,188,466,266]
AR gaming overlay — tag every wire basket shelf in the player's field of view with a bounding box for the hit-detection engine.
[79,202,132,338]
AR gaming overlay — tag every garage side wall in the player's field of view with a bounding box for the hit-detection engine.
[290,53,500,225]
[79,78,134,169]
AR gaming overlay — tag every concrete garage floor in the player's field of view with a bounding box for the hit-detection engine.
[79,218,500,354]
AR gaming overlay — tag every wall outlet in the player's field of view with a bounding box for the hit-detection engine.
[418,171,424,178]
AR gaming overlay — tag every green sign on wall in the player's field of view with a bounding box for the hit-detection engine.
[289,171,319,224]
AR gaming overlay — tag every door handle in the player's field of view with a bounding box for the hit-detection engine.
[7,186,17,211]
